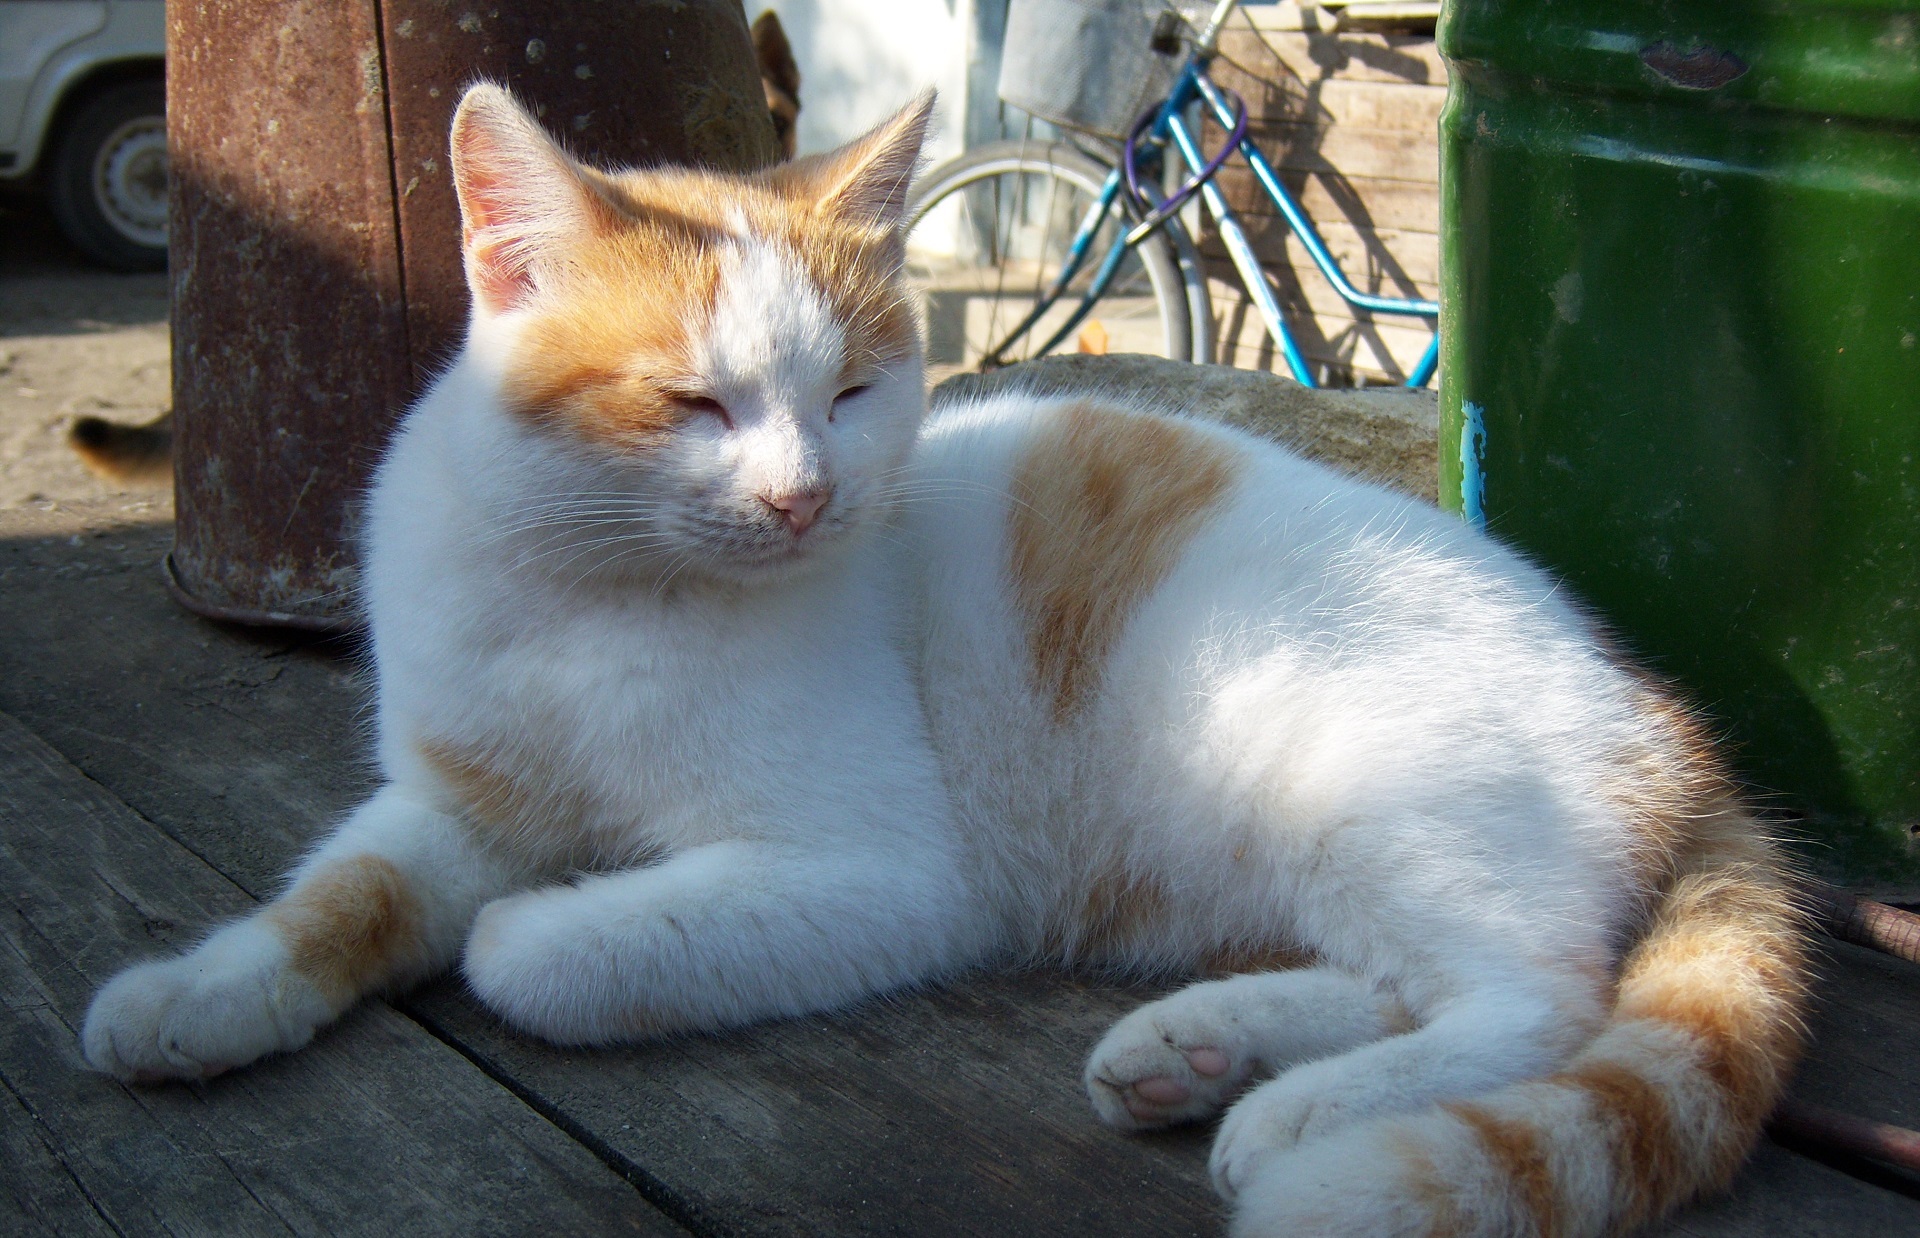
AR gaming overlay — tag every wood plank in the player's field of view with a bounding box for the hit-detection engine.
[1215,26,1447,87]
[405,971,1222,1237]
[1792,940,1920,1131]
[7,505,1920,1235]
[1,1073,117,1236]
[1201,221,1440,296]
[1212,164,1440,234]
[0,705,682,1238]
[1202,118,1439,185]
[1303,79,1448,134]
[1207,277,1437,382]
[1199,76,1447,135]
[1650,1139,1920,1236]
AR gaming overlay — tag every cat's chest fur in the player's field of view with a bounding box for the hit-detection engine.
[369,415,951,879]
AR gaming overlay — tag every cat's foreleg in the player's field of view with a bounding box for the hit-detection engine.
[462,838,979,1043]
[1084,968,1410,1129]
[1206,965,1600,1200]
[82,786,512,1081]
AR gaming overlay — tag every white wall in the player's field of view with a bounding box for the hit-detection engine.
[752,0,975,161]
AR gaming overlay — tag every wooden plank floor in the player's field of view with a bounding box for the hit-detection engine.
[3,505,1919,1235]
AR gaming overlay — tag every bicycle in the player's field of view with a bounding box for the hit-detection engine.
[905,0,1440,388]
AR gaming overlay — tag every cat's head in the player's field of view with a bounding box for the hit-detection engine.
[447,83,932,586]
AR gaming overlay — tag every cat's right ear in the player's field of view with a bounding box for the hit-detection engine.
[449,84,616,316]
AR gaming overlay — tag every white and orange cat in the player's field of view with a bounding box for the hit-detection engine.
[83,85,1807,1236]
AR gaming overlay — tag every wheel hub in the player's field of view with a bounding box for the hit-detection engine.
[92,117,169,248]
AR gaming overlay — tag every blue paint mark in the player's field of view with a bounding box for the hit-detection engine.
[1460,400,1487,531]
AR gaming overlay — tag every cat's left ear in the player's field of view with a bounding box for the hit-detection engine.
[775,90,935,231]
[449,83,620,316]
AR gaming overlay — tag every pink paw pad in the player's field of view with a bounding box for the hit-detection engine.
[1132,1075,1192,1105]
[1186,1047,1231,1077]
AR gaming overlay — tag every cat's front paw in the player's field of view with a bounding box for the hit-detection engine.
[464,888,618,1045]
[82,926,329,1082]
[1085,997,1261,1129]
[1209,1062,1371,1200]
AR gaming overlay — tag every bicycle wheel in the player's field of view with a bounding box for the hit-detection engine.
[905,140,1206,383]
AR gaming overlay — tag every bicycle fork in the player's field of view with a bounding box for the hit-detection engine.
[977,170,1130,369]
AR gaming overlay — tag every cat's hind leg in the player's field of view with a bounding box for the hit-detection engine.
[82,786,512,1081]
[1085,968,1409,1129]
[462,838,982,1043]
[1207,959,1605,1202]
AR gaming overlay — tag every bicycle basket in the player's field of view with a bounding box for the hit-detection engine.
[997,0,1211,140]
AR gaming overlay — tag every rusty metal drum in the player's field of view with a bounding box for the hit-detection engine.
[166,0,777,628]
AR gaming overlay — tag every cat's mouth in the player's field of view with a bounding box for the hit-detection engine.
[749,508,852,564]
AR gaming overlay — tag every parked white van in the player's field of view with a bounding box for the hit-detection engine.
[0,1,166,269]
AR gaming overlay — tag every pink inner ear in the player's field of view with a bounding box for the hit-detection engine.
[466,233,536,315]
[452,133,577,314]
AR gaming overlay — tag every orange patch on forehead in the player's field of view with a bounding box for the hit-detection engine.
[500,203,728,446]
[1009,403,1240,720]
[499,164,915,448]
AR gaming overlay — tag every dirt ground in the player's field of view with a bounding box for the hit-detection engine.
[0,194,171,517]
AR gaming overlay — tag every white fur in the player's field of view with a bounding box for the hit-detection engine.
[83,99,1726,1235]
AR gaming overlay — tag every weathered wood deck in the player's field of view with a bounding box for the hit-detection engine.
[2,500,1918,1236]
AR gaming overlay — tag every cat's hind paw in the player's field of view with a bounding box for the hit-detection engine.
[1084,999,1260,1129]
[81,927,329,1082]
[1209,1058,1383,1199]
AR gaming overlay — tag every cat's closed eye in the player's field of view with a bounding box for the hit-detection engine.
[675,394,732,429]
[830,385,871,421]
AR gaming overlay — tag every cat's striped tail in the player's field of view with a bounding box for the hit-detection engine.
[1234,840,1811,1237]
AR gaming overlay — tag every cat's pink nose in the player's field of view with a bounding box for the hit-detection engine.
[762,488,830,534]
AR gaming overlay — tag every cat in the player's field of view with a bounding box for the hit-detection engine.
[68,408,172,483]
[65,13,803,483]
[81,85,1809,1236]
[754,9,803,161]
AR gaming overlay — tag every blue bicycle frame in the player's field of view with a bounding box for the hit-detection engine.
[981,17,1440,388]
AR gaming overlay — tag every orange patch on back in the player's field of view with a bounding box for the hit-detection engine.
[1009,403,1240,720]
[268,856,421,1005]
[1443,1101,1562,1238]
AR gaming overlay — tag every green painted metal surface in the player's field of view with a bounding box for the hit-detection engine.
[1438,0,1920,884]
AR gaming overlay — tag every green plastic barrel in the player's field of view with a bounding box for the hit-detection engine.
[1437,1,1920,886]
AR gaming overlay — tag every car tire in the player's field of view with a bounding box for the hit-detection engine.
[47,79,168,272]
